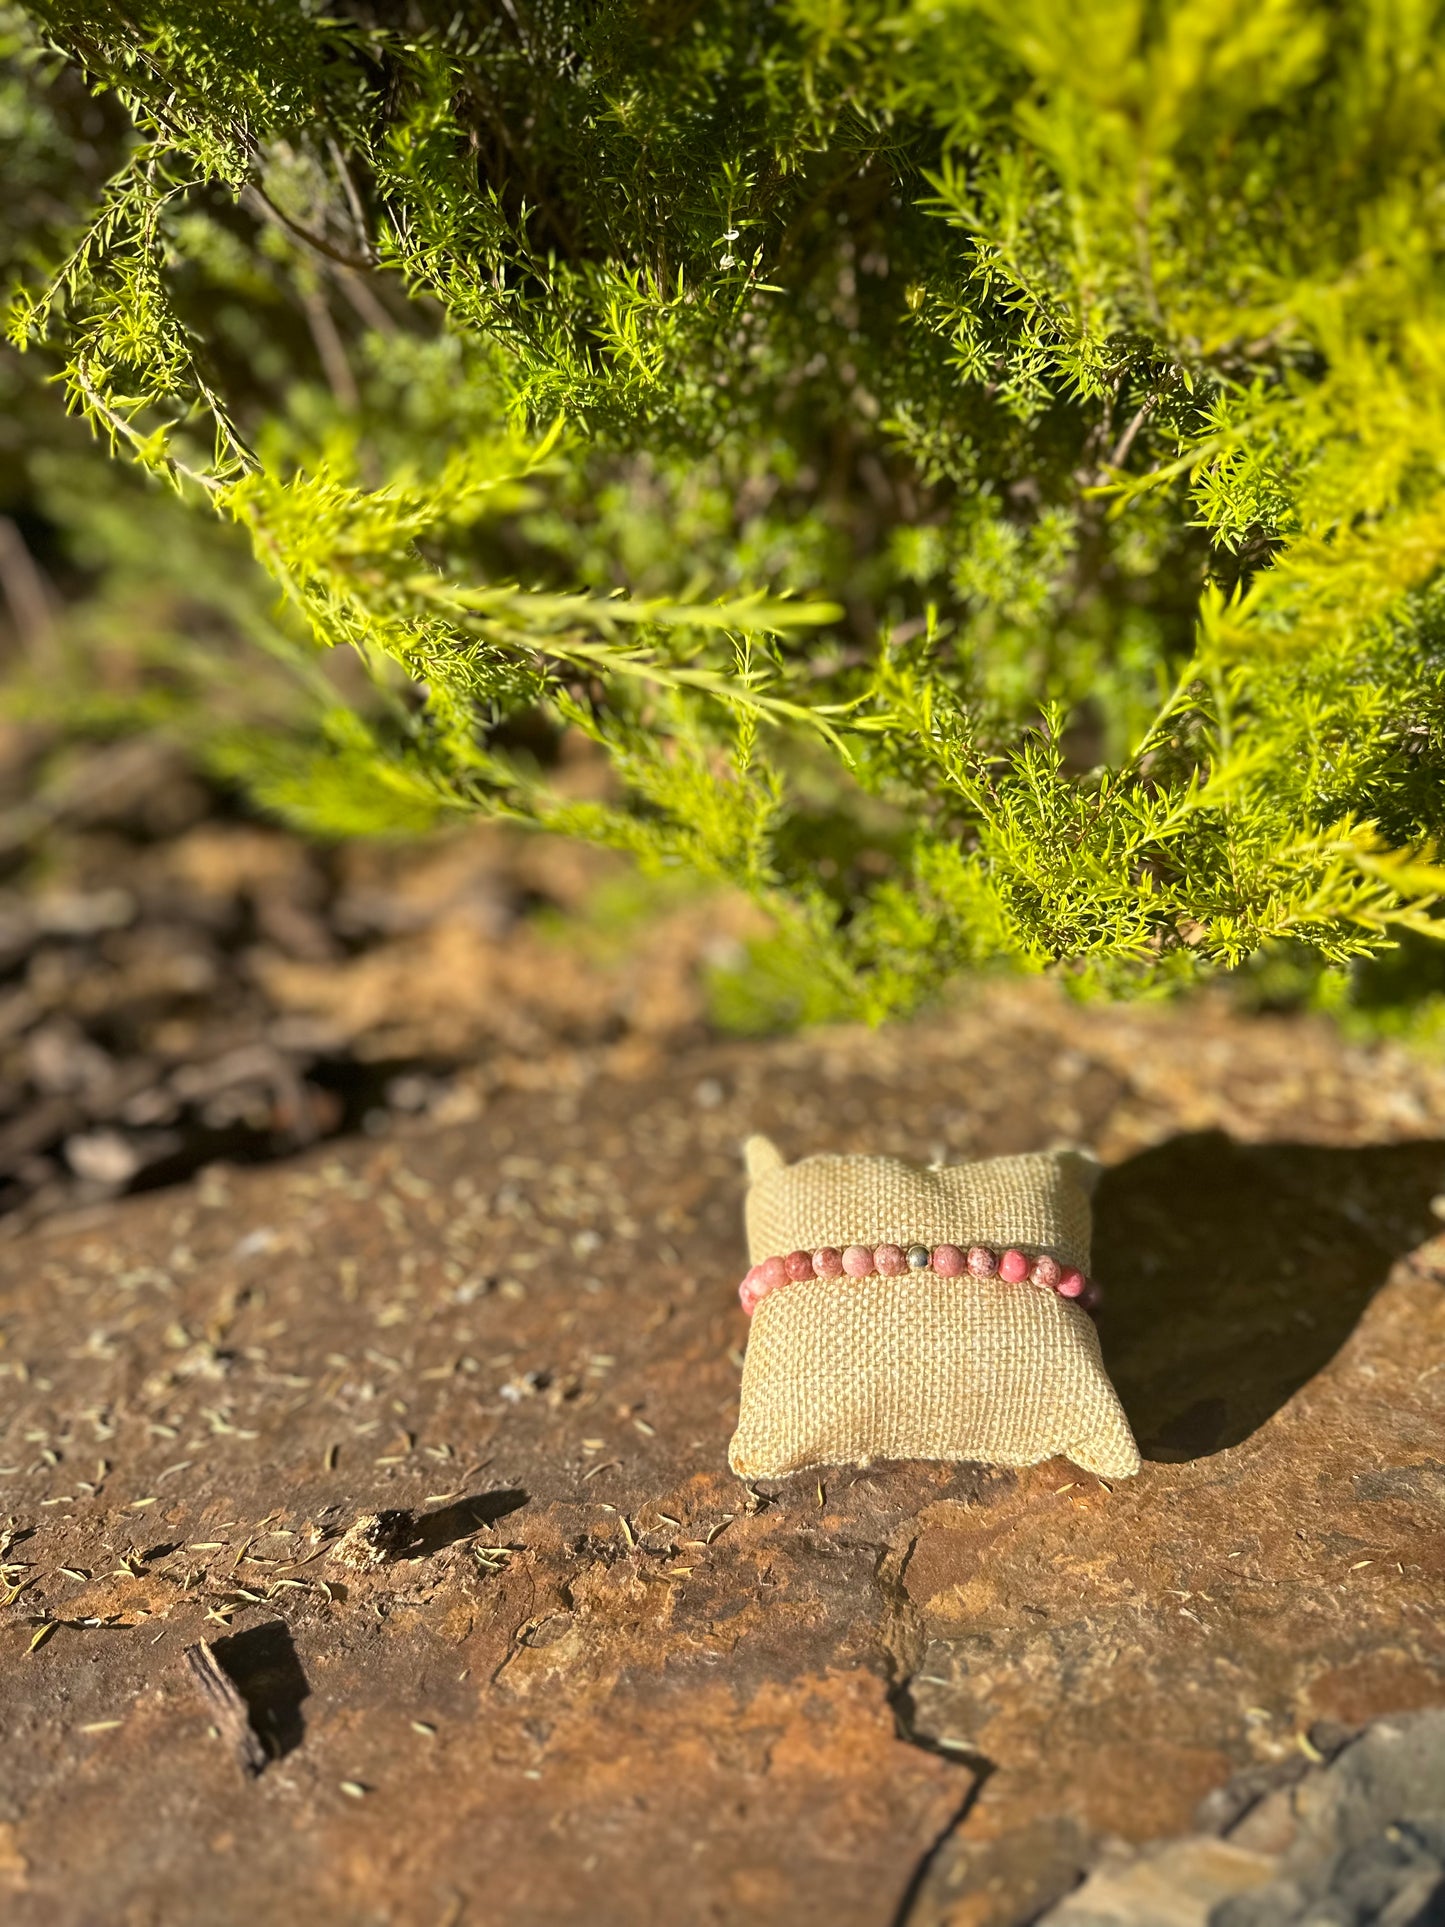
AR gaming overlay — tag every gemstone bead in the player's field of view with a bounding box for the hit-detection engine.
[743,1239,1096,1316]
[759,1254,790,1292]
[738,1264,765,1313]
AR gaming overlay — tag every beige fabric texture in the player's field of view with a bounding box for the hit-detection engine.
[729,1138,1140,1482]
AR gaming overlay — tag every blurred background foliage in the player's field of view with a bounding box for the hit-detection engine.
[5,0,1445,1040]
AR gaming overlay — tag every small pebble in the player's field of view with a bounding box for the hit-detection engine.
[842,1245,875,1278]
[998,1248,1029,1282]
[932,1244,965,1277]
[875,1244,907,1276]
[966,1245,999,1278]
[812,1247,844,1278]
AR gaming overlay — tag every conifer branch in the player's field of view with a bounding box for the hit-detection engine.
[6,0,1445,1026]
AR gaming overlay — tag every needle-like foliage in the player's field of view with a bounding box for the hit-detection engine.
[6,0,1445,1023]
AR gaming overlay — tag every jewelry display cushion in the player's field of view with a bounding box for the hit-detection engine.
[728,1136,1140,1481]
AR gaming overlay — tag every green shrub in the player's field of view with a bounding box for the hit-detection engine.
[7,0,1445,1022]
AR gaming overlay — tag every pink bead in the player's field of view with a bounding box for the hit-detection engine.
[812,1247,844,1278]
[1056,1266,1086,1299]
[841,1245,875,1278]
[875,1244,907,1276]
[997,1248,1029,1283]
[739,1269,767,1314]
[966,1245,998,1278]
[932,1243,965,1277]
[784,1249,815,1282]
[759,1255,789,1292]
[1030,1254,1062,1290]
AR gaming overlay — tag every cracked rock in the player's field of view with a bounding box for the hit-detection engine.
[4,989,1445,1924]
[1038,1711,1445,1927]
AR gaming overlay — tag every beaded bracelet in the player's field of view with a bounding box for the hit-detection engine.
[739,1242,1100,1317]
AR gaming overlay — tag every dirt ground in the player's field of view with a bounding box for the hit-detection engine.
[4,966,1445,1926]
[0,729,766,1233]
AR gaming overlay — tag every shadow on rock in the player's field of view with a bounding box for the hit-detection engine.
[407,1488,528,1557]
[210,1620,310,1762]
[1092,1132,1445,1461]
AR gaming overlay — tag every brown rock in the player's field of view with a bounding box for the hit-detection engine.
[2,990,1444,1924]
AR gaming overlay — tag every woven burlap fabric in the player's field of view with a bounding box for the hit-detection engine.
[745,1145,1097,1273]
[729,1139,1140,1481]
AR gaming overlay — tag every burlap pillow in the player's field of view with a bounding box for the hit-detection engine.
[728,1136,1139,1481]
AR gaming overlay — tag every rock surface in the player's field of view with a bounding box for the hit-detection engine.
[2,985,1445,1926]
[1037,1708,1445,1926]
